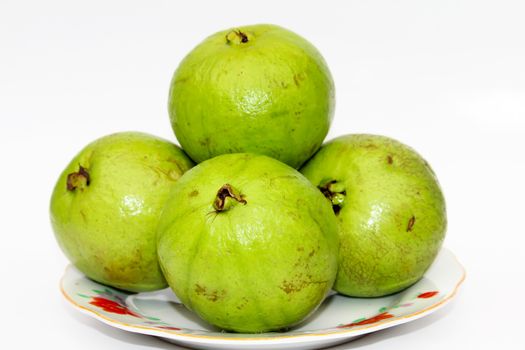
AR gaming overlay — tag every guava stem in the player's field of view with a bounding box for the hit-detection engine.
[67,165,90,191]
[213,184,247,212]
[226,30,250,44]
[318,180,346,215]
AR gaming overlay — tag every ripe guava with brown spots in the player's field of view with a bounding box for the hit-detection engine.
[168,24,335,168]
[300,134,446,297]
[50,132,194,292]
[157,153,339,332]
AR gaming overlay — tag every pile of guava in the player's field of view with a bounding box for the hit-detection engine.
[50,24,446,333]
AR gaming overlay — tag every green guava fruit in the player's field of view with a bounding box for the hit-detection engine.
[300,134,447,297]
[157,153,339,332]
[50,132,194,292]
[168,24,335,168]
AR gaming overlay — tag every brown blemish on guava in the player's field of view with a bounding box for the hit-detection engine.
[213,184,247,212]
[279,279,328,294]
[236,297,249,310]
[280,280,299,294]
[67,165,90,191]
[194,284,225,302]
[148,165,179,181]
[167,158,184,171]
[101,250,144,286]
[199,138,210,147]
[387,155,393,164]
[407,216,416,232]
[189,190,199,197]
[174,76,189,84]
[294,245,319,268]
[80,209,87,223]
[195,284,206,295]
[293,73,305,87]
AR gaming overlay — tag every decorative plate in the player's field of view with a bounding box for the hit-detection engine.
[61,247,465,350]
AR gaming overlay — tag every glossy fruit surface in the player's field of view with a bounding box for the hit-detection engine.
[168,24,335,168]
[300,134,446,297]
[50,132,194,292]
[157,153,339,332]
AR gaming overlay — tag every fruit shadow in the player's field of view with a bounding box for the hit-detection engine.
[125,289,222,332]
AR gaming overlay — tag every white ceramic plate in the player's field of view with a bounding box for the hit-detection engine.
[61,247,465,350]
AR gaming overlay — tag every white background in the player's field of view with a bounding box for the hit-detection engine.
[1,0,524,349]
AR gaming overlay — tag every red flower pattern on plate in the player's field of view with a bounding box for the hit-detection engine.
[79,289,183,330]
[417,291,439,299]
[89,296,140,317]
[84,287,440,332]
[337,290,440,328]
[157,326,182,331]
[338,312,395,328]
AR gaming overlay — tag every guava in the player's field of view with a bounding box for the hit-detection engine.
[168,24,335,168]
[157,153,339,332]
[50,132,194,292]
[300,134,446,297]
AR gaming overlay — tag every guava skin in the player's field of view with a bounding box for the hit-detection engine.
[168,24,335,168]
[300,134,446,297]
[157,153,339,333]
[50,132,194,292]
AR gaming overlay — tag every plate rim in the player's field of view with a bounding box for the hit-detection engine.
[60,247,466,344]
